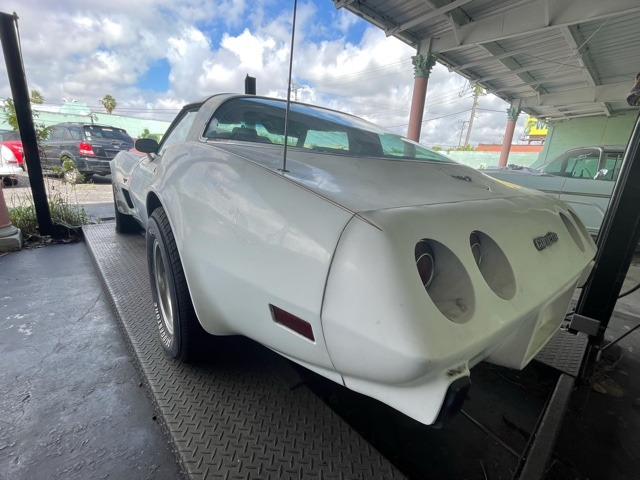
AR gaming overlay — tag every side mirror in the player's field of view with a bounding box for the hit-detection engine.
[135,138,159,154]
[594,168,609,180]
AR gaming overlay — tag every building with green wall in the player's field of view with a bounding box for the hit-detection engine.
[537,111,637,164]
[0,101,172,139]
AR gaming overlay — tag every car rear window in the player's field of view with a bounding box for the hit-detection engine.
[204,97,454,163]
[83,126,133,143]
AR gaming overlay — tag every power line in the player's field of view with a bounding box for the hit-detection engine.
[309,58,413,86]
[311,68,412,88]
[382,108,472,129]
[313,85,469,115]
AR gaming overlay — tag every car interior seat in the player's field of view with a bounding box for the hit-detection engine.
[231,126,272,144]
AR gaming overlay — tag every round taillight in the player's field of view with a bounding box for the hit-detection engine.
[470,231,482,266]
[415,240,435,289]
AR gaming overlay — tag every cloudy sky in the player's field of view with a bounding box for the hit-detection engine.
[0,0,525,147]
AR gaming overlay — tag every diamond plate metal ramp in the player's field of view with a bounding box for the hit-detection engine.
[535,329,589,377]
[84,223,405,480]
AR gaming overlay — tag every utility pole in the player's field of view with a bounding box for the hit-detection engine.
[457,120,469,147]
[464,84,484,147]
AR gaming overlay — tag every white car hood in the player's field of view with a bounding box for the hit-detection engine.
[216,143,539,213]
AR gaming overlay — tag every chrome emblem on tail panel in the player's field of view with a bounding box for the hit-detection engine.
[533,232,559,251]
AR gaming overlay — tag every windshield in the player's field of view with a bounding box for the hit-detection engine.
[204,97,453,163]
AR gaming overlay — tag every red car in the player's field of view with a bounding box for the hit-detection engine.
[0,130,24,166]
[0,130,23,185]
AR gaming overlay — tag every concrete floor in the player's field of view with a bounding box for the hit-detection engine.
[0,243,184,480]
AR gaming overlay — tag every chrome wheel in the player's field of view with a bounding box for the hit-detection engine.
[153,239,174,336]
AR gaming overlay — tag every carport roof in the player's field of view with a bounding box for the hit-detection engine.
[335,0,640,120]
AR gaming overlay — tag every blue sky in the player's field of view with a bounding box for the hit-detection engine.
[138,59,172,92]
[0,0,520,146]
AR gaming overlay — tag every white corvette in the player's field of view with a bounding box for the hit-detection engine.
[111,94,596,426]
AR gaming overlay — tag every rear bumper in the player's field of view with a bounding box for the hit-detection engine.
[75,156,112,175]
[0,164,22,176]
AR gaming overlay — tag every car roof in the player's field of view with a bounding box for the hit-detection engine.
[54,122,126,129]
[563,145,626,152]
[191,93,366,123]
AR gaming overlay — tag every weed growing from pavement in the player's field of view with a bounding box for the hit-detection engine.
[7,162,87,238]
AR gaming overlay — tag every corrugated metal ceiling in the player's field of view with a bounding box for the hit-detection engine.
[334,0,640,120]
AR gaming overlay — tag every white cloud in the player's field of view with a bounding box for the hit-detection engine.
[0,0,514,146]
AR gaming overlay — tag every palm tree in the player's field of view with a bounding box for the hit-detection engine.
[30,90,44,104]
[100,94,117,114]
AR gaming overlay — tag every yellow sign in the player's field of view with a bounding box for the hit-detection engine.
[524,116,548,136]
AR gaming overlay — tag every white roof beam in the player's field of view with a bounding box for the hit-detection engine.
[480,43,540,90]
[559,26,600,86]
[544,111,610,121]
[422,0,640,53]
[334,0,357,8]
[385,0,472,36]
[519,82,632,107]
[488,73,586,94]
[449,39,563,73]
[337,1,420,46]
[476,61,580,83]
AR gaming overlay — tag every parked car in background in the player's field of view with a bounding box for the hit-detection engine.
[0,143,22,185]
[483,145,626,237]
[111,94,596,426]
[40,122,134,178]
[0,129,24,167]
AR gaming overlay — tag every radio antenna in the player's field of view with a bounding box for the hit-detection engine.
[281,0,298,173]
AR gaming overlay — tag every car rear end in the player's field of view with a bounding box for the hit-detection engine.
[76,125,134,175]
[320,193,596,425]
[0,144,23,177]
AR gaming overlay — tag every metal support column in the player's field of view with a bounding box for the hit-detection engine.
[0,11,56,236]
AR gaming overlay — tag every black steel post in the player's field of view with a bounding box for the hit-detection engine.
[0,11,53,236]
[574,111,640,340]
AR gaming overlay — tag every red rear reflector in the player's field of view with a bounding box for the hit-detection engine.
[79,142,96,156]
[270,305,315,341]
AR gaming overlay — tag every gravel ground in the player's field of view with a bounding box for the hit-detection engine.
[3,171,115,223]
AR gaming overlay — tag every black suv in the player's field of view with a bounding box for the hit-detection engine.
[41,122,134,177]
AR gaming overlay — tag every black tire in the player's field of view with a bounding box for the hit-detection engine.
[2,176,17,187]
[112,185,141,234]
[147,207,205,362]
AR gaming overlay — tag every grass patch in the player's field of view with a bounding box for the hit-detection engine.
[8,192,87,238]
[7,164,88,238]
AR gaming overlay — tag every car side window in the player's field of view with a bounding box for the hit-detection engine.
[50,127,66,141]
[603,153,624,181]
[69,127,82,141]
[543,150,597,178]
[570,154,599,179]
[158,109,199,156]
